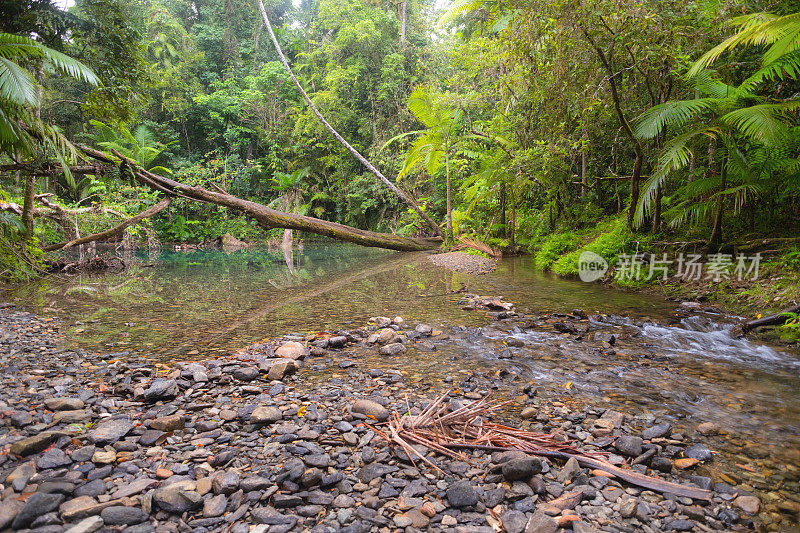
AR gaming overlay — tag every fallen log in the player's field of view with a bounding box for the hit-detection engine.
[43,197,172,252]
[100,150,442,252]
[741,303,800,333]
[9,146,443,252]
[736,236,800,253]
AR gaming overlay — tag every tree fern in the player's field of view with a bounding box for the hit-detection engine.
[634,99,721,140]
[634,9,799,232]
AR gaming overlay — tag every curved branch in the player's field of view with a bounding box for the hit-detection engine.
[254,0,442,237]
[43,197,172,252]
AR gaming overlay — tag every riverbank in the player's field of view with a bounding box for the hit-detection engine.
[0,303,792,532]
[528,220,800,335]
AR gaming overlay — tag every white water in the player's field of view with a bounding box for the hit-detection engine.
[637,316,800,373]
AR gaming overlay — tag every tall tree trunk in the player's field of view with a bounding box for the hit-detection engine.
[709,158,726,246]
[580,127,587,196]
[652,184,662,230]
[21,174,36,238]
[509,204,516,247]
[499,175,506,238]
[628,154,643,228]
[399,0,407,47]
[255,0,442,237]
[581,27,644,228]
[223,0,239,76]
[446,155,452,241]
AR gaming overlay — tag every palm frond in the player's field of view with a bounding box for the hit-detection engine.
[437,0,483,28]
[719,101,799,145]
[666,200,713,228]
[380,129,422,151]
[0,104,32,152]
[633,98,720,139]
[408,87,439,129]
[760,14,800,65]
[740,50,800,91]
[38,47,99,86]
[634,127,719,226]
[689,13,799,75]
[0,57,37,106]
[688,69,748,99]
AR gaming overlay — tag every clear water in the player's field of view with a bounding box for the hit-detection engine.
[3,242,800,525]
[4,243,675,358]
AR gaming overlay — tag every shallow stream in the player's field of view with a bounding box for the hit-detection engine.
[3,242,799,526]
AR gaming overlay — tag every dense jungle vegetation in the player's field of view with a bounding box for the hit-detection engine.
[0,0,799,288]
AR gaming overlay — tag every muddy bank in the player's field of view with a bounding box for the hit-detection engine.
[0,305,790,533]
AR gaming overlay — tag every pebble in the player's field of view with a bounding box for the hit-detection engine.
[351,399,389,421]
[684,443,713,462]
[446,480,479,508]
[614,435,643,457]
[250,405,283,424]
[100,505,150,525]
[502,457,543,481]
[0,308,772,533]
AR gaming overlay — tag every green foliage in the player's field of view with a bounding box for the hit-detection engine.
[777,248,800,272]
[0,32,97,157]
[552,217,636,277]
[86,120,175,174]
[778,312,800,343]
[533,232,580,271]
[70,0,152,122]
[633,10,800,232]
[3,0,800,287]
[0,189,42,281]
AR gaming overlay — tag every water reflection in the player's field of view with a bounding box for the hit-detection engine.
[5,243,674,358]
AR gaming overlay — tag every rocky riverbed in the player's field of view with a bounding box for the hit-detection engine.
[0,304,791,533]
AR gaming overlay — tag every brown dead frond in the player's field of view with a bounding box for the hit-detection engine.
[455,236,502,258]
[367,392,712,501]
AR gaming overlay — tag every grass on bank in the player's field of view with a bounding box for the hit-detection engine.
[529,214,800,340]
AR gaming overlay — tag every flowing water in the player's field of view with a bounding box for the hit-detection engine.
[3,242,800,525]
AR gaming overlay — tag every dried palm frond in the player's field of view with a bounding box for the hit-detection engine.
[367,392,712,501]
[455,236,502,257]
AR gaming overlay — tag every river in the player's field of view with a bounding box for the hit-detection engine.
[3,242,800,527]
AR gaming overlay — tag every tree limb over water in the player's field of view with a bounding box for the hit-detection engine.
[43,196,173,252]
[254,0,443,238]
[61,146,442,252]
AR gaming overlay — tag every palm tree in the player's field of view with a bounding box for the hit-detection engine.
[0,32,98,235]
[86,121,174,175]
[269,167,310,247]
[632,11,800,244]
[385,87,464,241]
